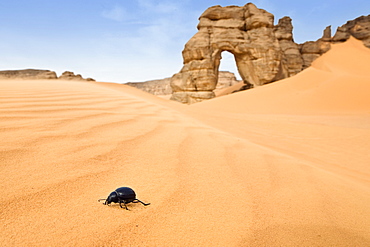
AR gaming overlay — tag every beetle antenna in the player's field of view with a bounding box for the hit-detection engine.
[98,199,107,203]
[136,199,151,206]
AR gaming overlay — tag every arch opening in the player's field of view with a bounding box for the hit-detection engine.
[213,51,253,94]
[219,51,241,80]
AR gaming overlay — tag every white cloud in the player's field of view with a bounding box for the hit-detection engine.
[137,0,182,14]
[101,5,130,22]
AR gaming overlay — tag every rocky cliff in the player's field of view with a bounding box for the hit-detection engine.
[0,69,57,80]
[169,3,370,104]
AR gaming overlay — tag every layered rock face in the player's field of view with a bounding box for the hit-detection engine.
[170,3,286,104]
[274,17,303,76]
[0,69,57,80]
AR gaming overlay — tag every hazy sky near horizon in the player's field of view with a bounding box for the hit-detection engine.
[0,0,369,83]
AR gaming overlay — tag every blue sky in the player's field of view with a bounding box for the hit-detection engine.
[0,0,369,83]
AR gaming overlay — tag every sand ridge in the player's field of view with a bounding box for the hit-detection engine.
[1,38,370,246]
[194,37,370,115]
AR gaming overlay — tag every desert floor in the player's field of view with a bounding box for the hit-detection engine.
[1,38,370,246]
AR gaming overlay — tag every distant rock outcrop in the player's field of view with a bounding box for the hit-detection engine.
[58,71,95,81]
[126,71,240,96]
[126,78,172,95]
[0,69,57,80]
[214,71,241,91]
[0,69,95,81]
[169,3,370,104]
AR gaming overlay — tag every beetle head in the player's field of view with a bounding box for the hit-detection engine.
[98,191,119,205]
[105,191,119,205]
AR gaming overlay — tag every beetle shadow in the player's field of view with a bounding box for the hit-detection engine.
[106,202,147,211]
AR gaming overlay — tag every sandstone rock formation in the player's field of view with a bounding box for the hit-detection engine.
[170,3,370,104]
[274,17,303,76]
[299,26,332,69]
[58,71,95,81]
[170,3,287,104]
[300,15,370,68]
[0,69,57,80]
[332,15,370,48]
[126,71,240,96]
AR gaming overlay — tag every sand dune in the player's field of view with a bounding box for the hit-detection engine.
[200,37,370,115]
[1,37,370,246]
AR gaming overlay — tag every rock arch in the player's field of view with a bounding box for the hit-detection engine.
[170,3,288,104]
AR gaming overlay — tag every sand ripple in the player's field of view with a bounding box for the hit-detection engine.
[1,38,370,246]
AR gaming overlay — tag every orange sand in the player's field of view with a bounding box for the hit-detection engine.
[1,37,370,246]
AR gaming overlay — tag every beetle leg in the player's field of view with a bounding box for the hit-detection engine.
[119,201,129,210]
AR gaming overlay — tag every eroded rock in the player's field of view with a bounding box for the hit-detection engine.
[170,3,286,104]
[274,16,303,76]
[300,26,332,69]
[332,15,370,48]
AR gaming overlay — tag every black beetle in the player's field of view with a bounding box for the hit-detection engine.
[98,187,150,210]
